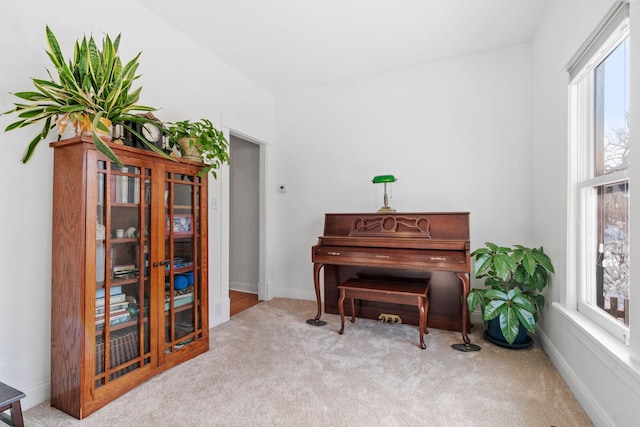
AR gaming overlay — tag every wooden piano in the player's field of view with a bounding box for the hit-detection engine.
[311,212,471,345]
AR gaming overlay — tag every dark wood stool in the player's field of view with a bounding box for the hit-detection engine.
[0,382,25,427]
[338,278,430,349]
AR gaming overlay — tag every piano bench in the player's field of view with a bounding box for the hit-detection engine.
[337,278,430,349]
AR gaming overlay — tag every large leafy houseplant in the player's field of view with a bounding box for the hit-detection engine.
[467,242,554,345]
[2,26,165,165]
[166,119,230,178]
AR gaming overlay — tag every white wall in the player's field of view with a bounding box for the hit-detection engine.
[0,0,275,410]
[274,44,534,300]
[531,0,640,426]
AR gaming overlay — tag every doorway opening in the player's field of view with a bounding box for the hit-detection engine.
[228,133,264,315]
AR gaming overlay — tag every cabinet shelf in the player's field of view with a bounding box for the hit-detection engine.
[166,266,193,275]
[109,237,139,243]
[96,276,143,289]
[171,204,192,210]
[165,303,195,314]
[95,315,150,333]
[108,202,148,208]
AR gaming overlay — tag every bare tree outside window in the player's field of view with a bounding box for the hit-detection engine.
[594,37,629,326]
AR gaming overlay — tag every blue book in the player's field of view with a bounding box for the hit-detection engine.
[95,286,123,299]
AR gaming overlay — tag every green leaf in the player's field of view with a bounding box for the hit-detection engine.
[485,242,499,251]
[13,91,46,101]
[500,307,521,344]
[22,117,53,163]
[5,120,27,131]
[511,294,537,313]
[473,253,492,276]
[484,289,508,301]
[466,289,486,311]
[492,255,512,282]
[514,307,536,333]
[45,26,65,69]
[531,249,555,273]
[470,247,490,258]
[483,299,506,320]
[92,134,121,166]
[522,253,537,276]
[531,293,545,312]
[17,109,45,118]
[31,78,62,89]
[88,36,101,86]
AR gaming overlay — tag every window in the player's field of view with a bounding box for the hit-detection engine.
[568,1,630,343]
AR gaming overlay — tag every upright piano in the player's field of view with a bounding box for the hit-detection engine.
[311,212,471,344]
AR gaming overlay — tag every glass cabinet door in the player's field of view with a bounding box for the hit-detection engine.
[162,171,205,356]
[94,160,152,388]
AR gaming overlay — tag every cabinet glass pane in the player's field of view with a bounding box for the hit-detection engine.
[163,172,204,354]
[94,162,152,388]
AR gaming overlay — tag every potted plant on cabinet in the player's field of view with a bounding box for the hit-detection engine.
[1,25,166,165]
[467,242,554,348]
[166,119,230,178]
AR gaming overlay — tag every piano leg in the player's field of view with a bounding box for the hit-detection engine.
[456,272,471,345]
[306,263,328,326]
[313,263,323,321]
[418,299,427,349]
[338,288,346,334]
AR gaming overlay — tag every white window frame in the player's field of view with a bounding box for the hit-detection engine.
[568,2,630,345]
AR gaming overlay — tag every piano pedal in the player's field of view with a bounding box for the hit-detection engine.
[378,313,402,324]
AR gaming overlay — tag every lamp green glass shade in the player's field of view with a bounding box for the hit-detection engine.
[372,175,397,213]
[372,175,397,184]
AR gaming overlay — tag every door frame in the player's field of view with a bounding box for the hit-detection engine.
[210,127,272,326]
[226,129,271,302]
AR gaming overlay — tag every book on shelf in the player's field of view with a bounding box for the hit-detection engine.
[96,285,123,298]
[95,307,129,321]
[113,264,136,272]
[112,263,139,280]
[165,292,194,311]
[115,174,129,203]
[98,172,105,203]
[95,311,131,327]
[128,176,140,204]
[96,292,127,308]
[96,301,129,315]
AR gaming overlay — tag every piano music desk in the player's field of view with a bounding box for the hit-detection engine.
[338,278,430,349]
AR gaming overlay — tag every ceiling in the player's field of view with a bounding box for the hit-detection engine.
[139,0,548,94]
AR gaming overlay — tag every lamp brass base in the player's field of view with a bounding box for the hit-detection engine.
[377,206,396,213]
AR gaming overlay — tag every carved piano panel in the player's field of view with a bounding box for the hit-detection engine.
[312,212,471,343]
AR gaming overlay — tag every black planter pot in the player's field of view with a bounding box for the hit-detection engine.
[484,317,534,349]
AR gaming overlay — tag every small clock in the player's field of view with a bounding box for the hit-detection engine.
[141,121,164,148]
[122,113,166,151]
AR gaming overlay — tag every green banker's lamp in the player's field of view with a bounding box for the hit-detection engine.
[372,175,397,213]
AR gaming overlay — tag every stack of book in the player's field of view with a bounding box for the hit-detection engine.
[113,264,138,279]
[96,286,131,328]
[165,291,194,311]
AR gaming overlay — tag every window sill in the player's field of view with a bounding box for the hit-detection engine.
[552,302,640,390]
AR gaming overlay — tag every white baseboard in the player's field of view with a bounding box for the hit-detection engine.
[229,280,258,294]
[18,380,50,411]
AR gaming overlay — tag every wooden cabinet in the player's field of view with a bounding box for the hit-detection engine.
[50,136,209,419]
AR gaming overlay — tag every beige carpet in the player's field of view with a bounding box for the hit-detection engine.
[25,298,592,426]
